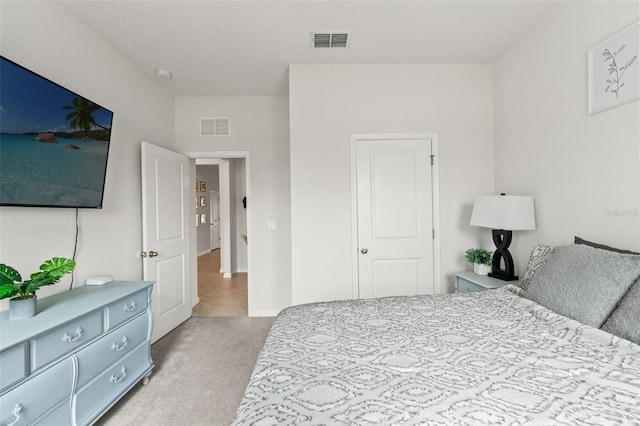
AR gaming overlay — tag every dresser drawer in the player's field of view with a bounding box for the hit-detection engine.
[76,313,150,388]
[33,399,71,425]
[0,343,27,392]
[106,289,149,330]
[31,310,103,371]
[0,358,73,426]
[75,344,152,426]
[456,278,482,293]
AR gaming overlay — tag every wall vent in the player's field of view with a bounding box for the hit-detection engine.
[201,118,230,136]
[311,31,351,49]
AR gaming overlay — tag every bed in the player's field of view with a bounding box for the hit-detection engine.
[233,240,640,425]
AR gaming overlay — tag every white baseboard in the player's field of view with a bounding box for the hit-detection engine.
[191,297,200,307]
[236,267,248,273]
[197,250,212,256]
[249,309,280,317]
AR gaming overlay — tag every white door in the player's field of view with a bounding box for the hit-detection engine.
[210,190,220,250]
[355,136,434,298]
[141,141,192,343]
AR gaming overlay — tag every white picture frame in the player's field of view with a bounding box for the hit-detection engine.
[588,20,639,114]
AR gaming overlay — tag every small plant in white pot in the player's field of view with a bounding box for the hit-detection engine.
[0,257,76,320]
[465,248,493,276]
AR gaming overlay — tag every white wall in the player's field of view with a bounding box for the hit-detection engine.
[289,64,495,304]
[175,96,291,316]
[0,1,175,309]
[494,1,640,275]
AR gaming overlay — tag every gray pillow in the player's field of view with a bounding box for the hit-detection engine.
[601,277,640,344]
[520,244,555,290]
[522,244,640,328]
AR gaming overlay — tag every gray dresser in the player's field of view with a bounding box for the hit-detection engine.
[0,281,154,426]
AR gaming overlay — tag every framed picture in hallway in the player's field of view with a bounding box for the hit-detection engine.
[200,181,207,192]
[200,213,207,224]
[200,196,207,207]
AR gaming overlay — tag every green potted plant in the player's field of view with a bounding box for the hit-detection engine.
[0,257,76,320]
[465,248,493,276]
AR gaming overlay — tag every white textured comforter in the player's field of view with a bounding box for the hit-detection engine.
[233,287,640,425]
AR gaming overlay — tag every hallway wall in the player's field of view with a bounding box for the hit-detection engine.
[196,165,219,254]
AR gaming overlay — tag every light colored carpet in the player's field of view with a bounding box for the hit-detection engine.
[96,316,274,426]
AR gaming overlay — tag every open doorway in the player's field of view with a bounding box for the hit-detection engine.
[192,155,250,317]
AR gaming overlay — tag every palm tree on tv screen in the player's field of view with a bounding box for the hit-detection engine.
[63,97,109,132]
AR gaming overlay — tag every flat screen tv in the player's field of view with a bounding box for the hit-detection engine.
[0,56,112,208]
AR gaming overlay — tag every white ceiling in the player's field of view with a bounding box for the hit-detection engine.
[61,0,559,96]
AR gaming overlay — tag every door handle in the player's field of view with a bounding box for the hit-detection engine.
[148,250,159,258]
[360,248,368,254]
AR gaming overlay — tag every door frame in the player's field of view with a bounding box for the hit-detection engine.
[350,133,441,297]
[184,150,253,315]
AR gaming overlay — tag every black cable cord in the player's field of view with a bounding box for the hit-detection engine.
[70,208,79,290]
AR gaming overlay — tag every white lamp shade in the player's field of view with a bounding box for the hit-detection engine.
[470,195,536,230]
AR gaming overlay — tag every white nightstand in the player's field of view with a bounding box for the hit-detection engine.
[452,271,512,293]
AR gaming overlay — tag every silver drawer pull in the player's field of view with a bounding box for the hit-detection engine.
[7,403,23,426]
[123,300,137,312]
[62,326,83,343]
[110,366,127,384]
[111,336,129,352]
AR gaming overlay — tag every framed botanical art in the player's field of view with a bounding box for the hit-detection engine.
[200,181,207,192]
[200,196,207,207]
[588,20,639,114]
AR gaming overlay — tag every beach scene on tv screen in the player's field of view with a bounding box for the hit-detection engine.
[0,58,112,208]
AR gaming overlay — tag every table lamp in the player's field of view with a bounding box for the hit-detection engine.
[470,194,536,281]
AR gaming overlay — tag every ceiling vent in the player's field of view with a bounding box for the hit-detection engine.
[200,118,230,136]
[311,31,351,49]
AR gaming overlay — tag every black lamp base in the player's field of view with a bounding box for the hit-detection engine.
[489,271,519,281]
[489,229,518,281]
